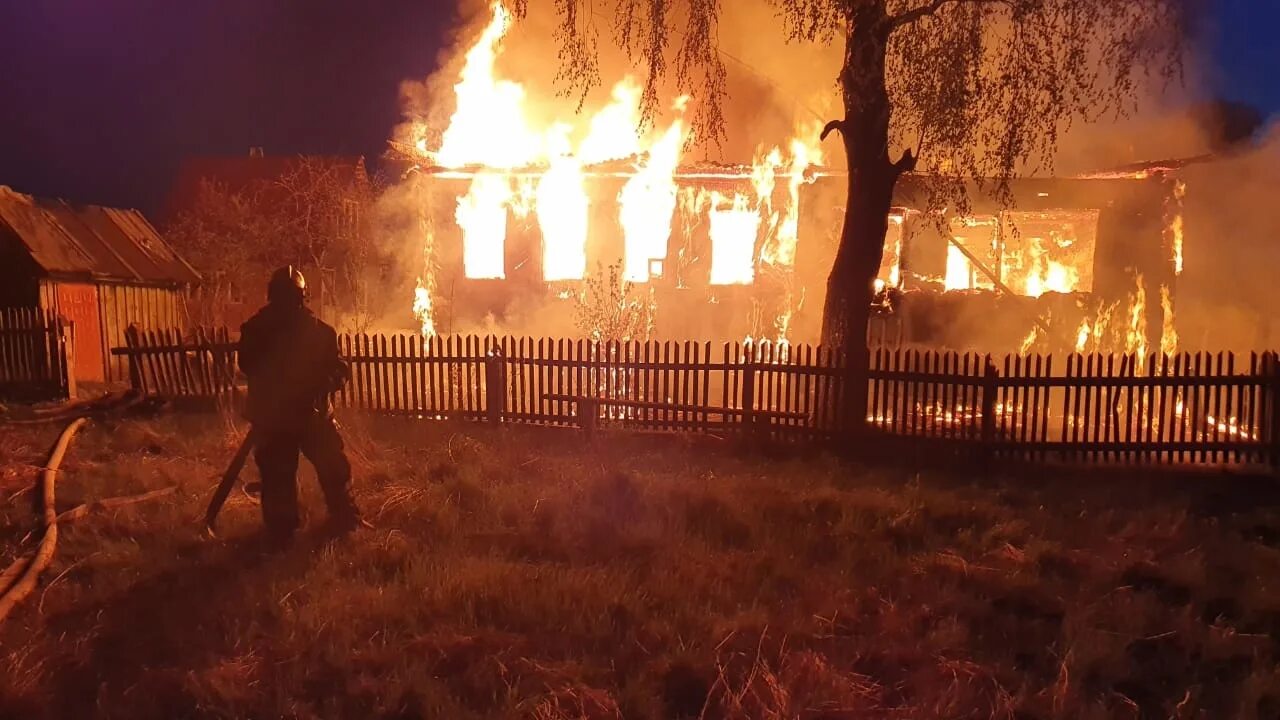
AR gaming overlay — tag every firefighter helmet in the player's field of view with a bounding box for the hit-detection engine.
[267,265,307,306]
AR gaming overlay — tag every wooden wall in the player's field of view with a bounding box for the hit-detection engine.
[39,280,185,384]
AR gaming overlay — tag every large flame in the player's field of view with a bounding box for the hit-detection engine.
[777,135,821,267]
[537,147,589,281]
[945,244,972,290]
[435,3,540,169]
[618,109,685,282]
[578,79,645,165]
[709,192,760,285]
[457,173,510,279]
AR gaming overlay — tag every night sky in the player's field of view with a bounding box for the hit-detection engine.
[0,0,1276,217]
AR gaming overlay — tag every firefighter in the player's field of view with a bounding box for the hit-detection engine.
[238,266,362,545]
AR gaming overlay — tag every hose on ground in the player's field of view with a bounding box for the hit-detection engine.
[0,417,87,624]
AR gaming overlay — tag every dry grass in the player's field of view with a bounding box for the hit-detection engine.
[3,412,1280,719]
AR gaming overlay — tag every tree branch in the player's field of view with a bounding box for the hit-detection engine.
[820,119,846,141]
[890,0,1013,28]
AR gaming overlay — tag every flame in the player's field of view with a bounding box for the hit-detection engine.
[413,0,830,343]
[751,147,782,263]
[537,150,588,281]
[435,3,540,169]
[1075,319,1091,353]
[1023,236,1080,297]
[769,131,823,268]
[1019,325,1040,355]
[1171,180,1186,276]
[945,245,971,291]
[708,192,760,285]
[578,79,645,164]
[413,221,437,337]
[1159,284,1178,357]
[1125,274,1147,359]
[885,214,904,288]
[457,173,510,279]
[618,110,685,282]
[413,284,436,337]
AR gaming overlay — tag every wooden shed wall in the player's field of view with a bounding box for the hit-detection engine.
[98,284,184,383]
[39,281,185,384]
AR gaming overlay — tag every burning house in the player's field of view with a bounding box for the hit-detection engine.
[395,2,1222,359]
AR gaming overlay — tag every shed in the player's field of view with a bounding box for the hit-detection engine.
[0,186,201,384]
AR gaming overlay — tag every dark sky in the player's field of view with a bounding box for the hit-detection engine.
[1211,0,1280,114]
[0,0,454,214]
[0,0,1276,217]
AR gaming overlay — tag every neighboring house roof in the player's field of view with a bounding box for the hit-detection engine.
[0,185,200,287]
[165,154,368,225]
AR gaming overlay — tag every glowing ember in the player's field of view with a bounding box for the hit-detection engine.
[708,193,760,285]
[457,173,510,279]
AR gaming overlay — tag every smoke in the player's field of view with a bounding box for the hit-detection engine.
[1174,121,1280,351]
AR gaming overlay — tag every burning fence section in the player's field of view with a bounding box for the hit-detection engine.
[864,349,1274,461]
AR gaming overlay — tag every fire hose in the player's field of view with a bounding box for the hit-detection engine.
[0,418,87,624]
[0,418,179,624]
[203,428,257,535]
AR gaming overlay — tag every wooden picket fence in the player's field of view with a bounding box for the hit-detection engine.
[0,308,74,401]
[868,349,1280,467]
[329,335,849,440]
[110,327,238,399]
[113,328,1280,469]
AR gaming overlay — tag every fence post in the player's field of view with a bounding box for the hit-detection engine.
[62,322,76,400]
[1268,352,1280,472]
[741,352,757,435]
[581,398,598,439]
[980,358,998,459]
[124,326,142,393]
[484,347,504,426]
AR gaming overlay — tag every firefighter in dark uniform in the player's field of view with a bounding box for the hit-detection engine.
[239,266,361,543]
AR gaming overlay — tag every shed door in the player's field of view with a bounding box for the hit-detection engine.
[55,283,104,383]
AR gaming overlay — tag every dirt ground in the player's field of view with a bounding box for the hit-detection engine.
[3,411,1280,719]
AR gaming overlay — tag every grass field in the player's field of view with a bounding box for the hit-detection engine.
[3,411,1280,719]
